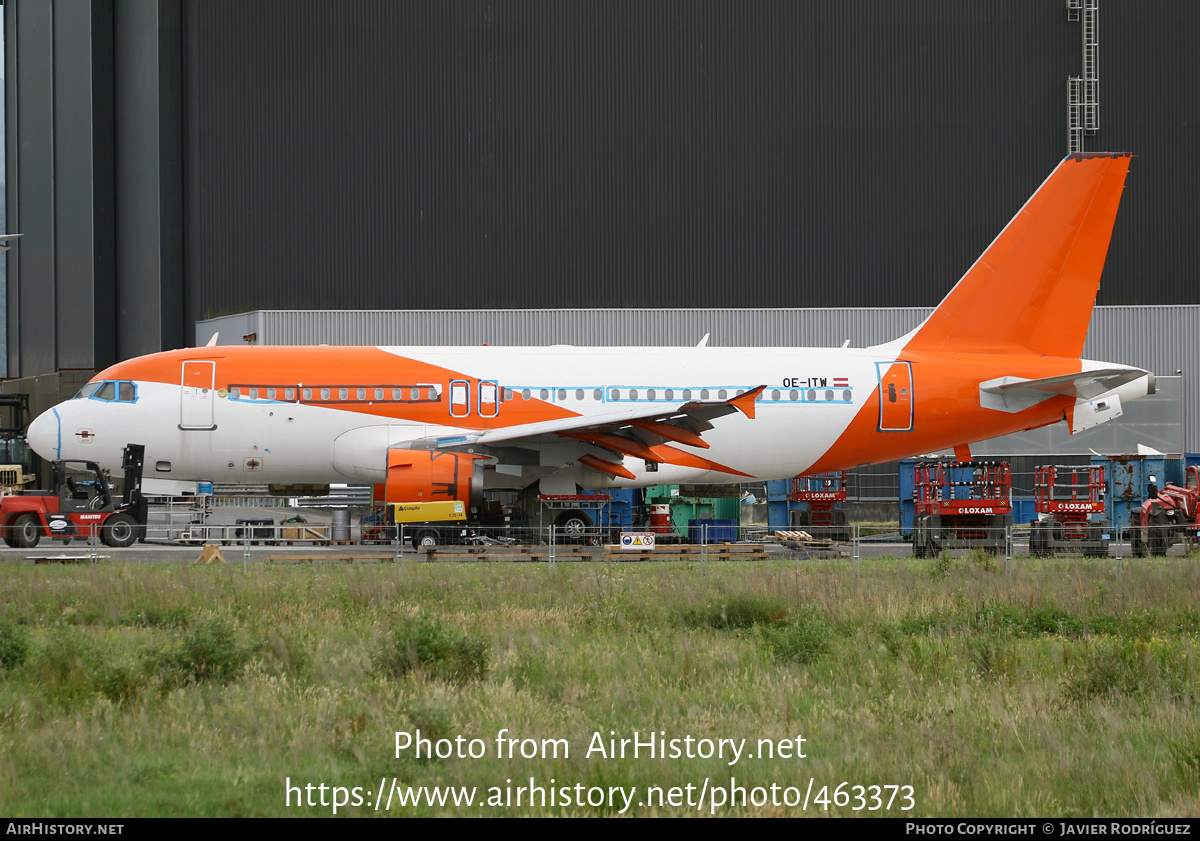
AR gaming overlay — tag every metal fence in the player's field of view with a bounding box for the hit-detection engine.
[19,516,1190,568]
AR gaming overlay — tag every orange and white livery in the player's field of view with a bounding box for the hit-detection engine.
[26,154,1153,507]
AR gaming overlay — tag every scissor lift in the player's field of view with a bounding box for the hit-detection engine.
[788,471,851,541]
[1030,465,1108,556]
[911,461,1012,557]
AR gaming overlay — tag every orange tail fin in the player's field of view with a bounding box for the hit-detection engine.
[904,153,1131,358]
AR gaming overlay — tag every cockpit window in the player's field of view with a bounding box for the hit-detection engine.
[82,380,137,403]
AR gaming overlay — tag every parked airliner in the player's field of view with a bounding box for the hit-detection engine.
[25,154,1152,512]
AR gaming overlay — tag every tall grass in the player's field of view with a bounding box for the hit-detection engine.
[0,555,1197,816]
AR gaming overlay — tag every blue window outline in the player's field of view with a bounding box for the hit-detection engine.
[449,379,471,418]
[84,380,139,404]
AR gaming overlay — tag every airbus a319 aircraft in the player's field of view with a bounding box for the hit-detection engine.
[25,153,1153,514]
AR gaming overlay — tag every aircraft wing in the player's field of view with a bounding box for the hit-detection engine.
[979,368,1147,413]
[396,385,766,477]
[474,385,765,447]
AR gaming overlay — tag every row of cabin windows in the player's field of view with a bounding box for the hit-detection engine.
[499,387,853,403]
[224,384,852,405]
[229,386,439,402]
[499,387,737,402]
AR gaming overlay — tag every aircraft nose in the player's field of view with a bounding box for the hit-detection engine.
[26,407,61,461]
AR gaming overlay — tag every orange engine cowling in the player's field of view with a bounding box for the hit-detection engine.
[384,449,486,510]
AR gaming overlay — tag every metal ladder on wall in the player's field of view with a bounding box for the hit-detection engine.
[1067,0,1099,154]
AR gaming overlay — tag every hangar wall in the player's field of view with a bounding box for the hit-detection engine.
[4,0,185,378]
[197,305,1197,453]
[183,1,1200,319]
[6,2,1199,378]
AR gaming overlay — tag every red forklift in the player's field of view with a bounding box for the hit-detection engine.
[1,444,147,548]
[789,471,851,541]
[911,461,1012,556]
[1029,465,1108,556]
[1137,465,1200,556]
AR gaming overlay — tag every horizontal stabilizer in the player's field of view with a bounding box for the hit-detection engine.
[979,367,1146,414]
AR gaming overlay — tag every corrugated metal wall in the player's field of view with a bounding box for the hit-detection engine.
[197,305,1200,449]
[183,2,1200,324]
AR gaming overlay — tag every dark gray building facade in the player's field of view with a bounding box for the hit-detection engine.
[6,1,1200,376]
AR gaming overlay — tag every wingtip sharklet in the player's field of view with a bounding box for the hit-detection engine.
[730,385,766,419]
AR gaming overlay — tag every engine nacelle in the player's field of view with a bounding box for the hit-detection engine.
[384,449,486,511]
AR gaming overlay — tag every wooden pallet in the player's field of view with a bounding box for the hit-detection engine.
[600,547,770,562]
[603,542,769,553]
[30,553,107,564]
[266,554,397,564]
[768,531,835,550]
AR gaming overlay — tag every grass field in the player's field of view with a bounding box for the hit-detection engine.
[1,553,1198,817]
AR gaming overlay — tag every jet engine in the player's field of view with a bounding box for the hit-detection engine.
[384,448,487,511]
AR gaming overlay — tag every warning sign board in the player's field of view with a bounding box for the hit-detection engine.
[619,532,656,549]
